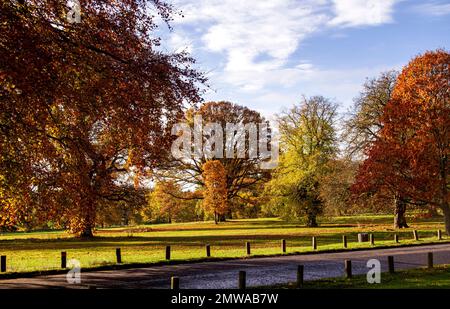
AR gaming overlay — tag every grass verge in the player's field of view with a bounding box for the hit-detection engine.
[0,216,448,278]
[265,265,450,289]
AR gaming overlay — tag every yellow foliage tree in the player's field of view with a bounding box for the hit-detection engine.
[202,160,228,224]
[143,181,181,223]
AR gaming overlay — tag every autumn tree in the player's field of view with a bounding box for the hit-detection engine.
[319,159,359,216]
[142,182,200,223]
[202,160,228,224]
[157,101,270,219]
[265,96,338,227]
[353,49,450,233]
[343,71,415,228]
[0,1,204,236]
[230,183,266,219]
[343,71,398,158]
[96,186,146,227]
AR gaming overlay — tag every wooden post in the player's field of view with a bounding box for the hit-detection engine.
[296,265,304,288]
[246,242,251,255]
[206,244,211,257]
[388,256,395,274]
[166,246,171,260]
[358,233,369,243]
[0,256,6,273]
[281,239,286,253]
[116,248,122,264]
[427,252,433,269]
[61,251,67,269]
[344,260,352,279]
[312,237,317,250]
[413,230,419,241]
[394,234,399,243]
[370,234,375,245]
[171,276,179,290]
[342,235,347,248]
[238,271,246,289]
[437,230,442,240]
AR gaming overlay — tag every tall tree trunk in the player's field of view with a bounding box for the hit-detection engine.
[227,209,233,220]
[443,207,450,236]
[394,196,408,229]
[79,202,96,238]
[306,212,318,227]
[71,194,96,238]
[80,225,94,238]
[214,211,218,224]
[439,157,449,235]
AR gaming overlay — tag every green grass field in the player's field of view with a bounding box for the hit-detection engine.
[0,214,447,276]
[268,265,450,289]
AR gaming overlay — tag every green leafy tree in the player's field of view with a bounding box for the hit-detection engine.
[266,96,338,226]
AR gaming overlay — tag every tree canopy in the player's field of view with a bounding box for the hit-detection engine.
[265,96,338,226]
[0,0,204,236]
[353,49,450,233]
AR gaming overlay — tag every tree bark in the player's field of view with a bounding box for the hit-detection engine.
[71,193,96,238]
[306,213,318,227]
[79,226,94,238]
[443,207,450,236]
[439,156,449,235]
[394,196,408,229]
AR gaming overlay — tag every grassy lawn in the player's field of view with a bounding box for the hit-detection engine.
[268,265,450,289]
[0,215,447,276]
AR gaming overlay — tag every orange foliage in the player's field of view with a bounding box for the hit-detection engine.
[202,160,228,222]
[353,49,450,233]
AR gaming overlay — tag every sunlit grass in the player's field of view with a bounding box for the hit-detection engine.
[0,215,447,274]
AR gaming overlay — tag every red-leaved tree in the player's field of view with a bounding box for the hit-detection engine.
[0,0,204,236]
[353,49,450,233]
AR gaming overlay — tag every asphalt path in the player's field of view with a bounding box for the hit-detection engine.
[0,243,449,289]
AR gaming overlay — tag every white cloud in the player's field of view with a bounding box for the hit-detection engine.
[412,1,450,16]
[239,63,403,117]
[167,32,194,53]
[170,0,400,92]
[328,0,398,27]
[173,0,329,75]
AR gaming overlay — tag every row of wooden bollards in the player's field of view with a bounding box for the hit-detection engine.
[169,252,437,289]
[128,229,441,264]
[165,229,438,262]
[0,230,442,272]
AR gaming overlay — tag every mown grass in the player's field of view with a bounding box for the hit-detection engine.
[268,265,450,289]
[0,215,447,276]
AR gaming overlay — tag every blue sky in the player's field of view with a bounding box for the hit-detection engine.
[159,0,450,117]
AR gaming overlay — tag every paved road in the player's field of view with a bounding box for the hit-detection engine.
[1,243,449,289]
